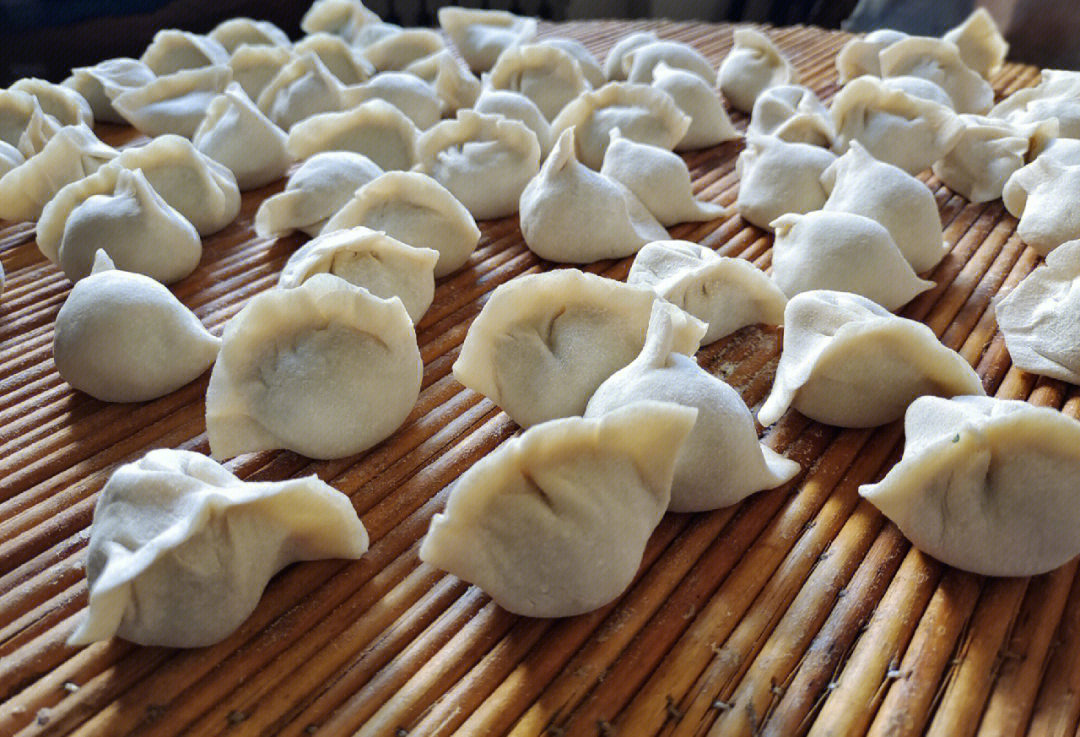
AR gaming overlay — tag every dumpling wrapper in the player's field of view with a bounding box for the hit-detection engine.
[286,99,419,171]
[64,57,156,125]
[292,33,375,85]
[140,29,229,75]
[228,45,295,102]
[343,71,442,129]
[717,28,798,113]
[420,401,696,618]
[0,89,39,147]
[603,31,659,81]
[452,269,705,428]
[10,77,93,127]
[880,75,955,109]
[627,240,786,344]
[301,0,381,40]
[437,6,537,73]
[111,65,231,138]
[879,36,994,115]
[758,290,984,428]
[835,28,908,83]
[542,37,604,89]
[257,52,352,131]
[473,88,552,157]
[361,28,445,72]
[209,18,291,53]
[193,82,291,191]
[989,70,1080,138]
[69,448,368,648]
[486,43,588,122]
[623,40,714,85]
[747,84,835,148]
[860,395,1080,576]
[943,7,1009,80]
[0,141,23,177]
[54,250,218,401]
[650,62,739,151]
[734,133,835,231]
[205,274,422,460]
[15,101,61,158]
[404,49,482,115]
[1002,154,1080,257]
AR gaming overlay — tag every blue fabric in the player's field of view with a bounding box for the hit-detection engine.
[1,0,175,31]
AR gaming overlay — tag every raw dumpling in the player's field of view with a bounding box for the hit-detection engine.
[651,62,739,151]
[0,124,116,222]
[586,302,799,511]
[254,151,383,238]
[549,81,690,169]
[286,100,419,171]
[623,40,713,86]
[419,401,696,618]
[352,22,401,49]
[603,31,659,81]
[880,75,956,109]
[542,37,605,89]
[69,448,368,648]
[452,269,705,428]
[747,84,835,147]
[140,29,229,74]
[831,75,963,175]
[996,239,1080,383]
[734,133,836,231]
[343,71,442,129]
[415,110,540,219]
[54,251,217,401]
[758,290,984,428]
[205,274,422,460]
[437,7,537,73]
[473,88,552,157]
[1034,137,1080,166]
[860,395,1080,576]
[322,170,480,277]
[822,140,948,273]
[989,70,1080,138]
[228,44,295,102]
[293,33,375,85]
[943,7,1009,80]
[627,240,786,344]
[257,52,351,131]
[771,211,934,311]
[0,89,37,147]
[10,77,93,127]
[361,28,445,71]
[519,128,667,262]
[404,50,481,115]
[209,18,291,53]
[15,102,61,158]
[63,58,156,125]
[879,37,994,114]
[193,82,291,190]
[600,129,727,226]
[717,28,798,113]
[0,140,23,176]
[111,65,231,138]
[487,43,588,121]
[1002,155,1080,256]
[835,28,908,83]
[932,115,1056,203]
[302,0,380,40]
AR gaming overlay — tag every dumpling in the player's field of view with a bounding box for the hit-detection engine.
[254,151,383,238]
[452,268,705,428]
[860,395,1080,576]
[549,82,690,169]
[420,400,695,618]
[879,37,994,114]
[627,240,786,344]
[603,31,659,81]
[1002,155,1080,256]
[835,28,908,83]
[0,124,116,222]
[586,302,799,511]
[205,274,422,460]
[623,40,714,86]
[301,0,381,40]
[747,84,835,147]
[321,171,480,277]
[943,7,1009,80]
[257,52,351,131]
[69,448,368,648]
[734,133,836,231]
[990,70,1080,139]
[415,110,540,219]
[996,239,1080,383]
[650,62,739,151]
[758,290,984,428]
[286,100,419,171]
[209,17,291,53]
[140,29,228,75]
[54,250,217,401]
[599,129,727,226]
[486,44,588,121]
[437,7,537,73]
[717,28,798,113]
[278,226,438,323]
[542,37,605,89]
[0,89,37,147]
[0,140,23,177]
[821,140,948,273]
[114,135,240,236]
[351,22,401,49]
[361,28,445,71]
[770,211,934,311]
[292,33,375,85]
[228,44,295,102]
[519,128,667,262]
[193,82,291,190]
[10,77,93,127]
[932,115,1056,203]
[15,101,61,158]
[403,49,481,115]
[880,75,956,109]
[473,88,552,157]
[111,65,231,138]
[831,75,963,175]
[1029,136,1080,167]
[63,58,156,125]
[343,71,442,129]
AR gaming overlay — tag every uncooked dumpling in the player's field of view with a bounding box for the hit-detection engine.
[943,7,1008,80]
[322,170,480,277]
[0,89,38,147]
[989,70,1080,138]
[415,110,540,219]
[603,31,659,81]
[627,240,786,344]
[302,0,381,40]
[111,65,231,138]
[361,28,444,72]
[10,77,93,127]
[651,62,739,151]
[286,99,419,171]
[54,250,218,402]
[419,401,696,618]
[140,29,229,75]
[279,226,438,323]
[735,133,836,231]
[193,82,291,190]
[228,44,295,102]
[472,88,552,157]
[542,37,605,89]
[0,140,23,176]
[343,71,442,129]
[519,127,667,263]
[257,52,351,131]
[879,37,994,114]
[292,33,374,85]
[586,302,799,511]
[487,43,588,121]
[758,290,984,428]
[623,40,714,85]
[881,75,955,109]
[437,6,537,73]
[254,151,383,238]
[771,210,934,311]
[860,395,1080,576]
[747,84,834,147]
[600,129,726,226]
[69,448,368,648]
[835,28,908,83]
[15,101,60,158]
[997,239,1080,383]
[209,18,291,53]
[1002,154,1080,256]
[63,58,156,125]
[404,49,481,115]
[452,269,705,428]
[822,140,948,273]
[717,28,798,113]
[205,274,422,460]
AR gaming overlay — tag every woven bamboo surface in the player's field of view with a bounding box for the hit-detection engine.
[0,17,1076,737]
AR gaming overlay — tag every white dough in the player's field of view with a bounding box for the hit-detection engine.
[473,88,552,157]
[1002,154,1080,256]
[880,75,955,109]
[140,29,229,75]
[293,33,375,85]
[0,89,38,147]
[487,43,588,122]
[209,18,291,53]
[734,133,836,231]
[603,31,659,81]
[64,58,156,125]
[943,7,1009,80]
[257,52,351,131]
[835,28,908,83]
[15,101,61,158]
[404,50,481,115]
[879,37,994,114]
[302,0,380,41]
[990,70,1080,138]
[10,77,93,127]
[437,7,537,73]
[361,28,445,72]
[228,45,295,102]
[542,37,604,89]
[623,40,714,86]
[651,62,739,151]
[747,84,835,147]
[193,82,291,191]
[343,71,442,129]
[717,28,798,113]
[286,99,419,171]
[111,65,231,138]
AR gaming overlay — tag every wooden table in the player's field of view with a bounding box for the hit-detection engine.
[1,18,1075,737]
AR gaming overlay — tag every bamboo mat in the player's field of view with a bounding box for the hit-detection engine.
[0,18,1075,737]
